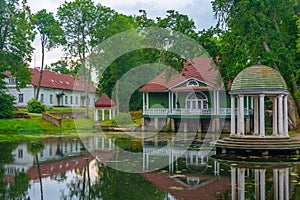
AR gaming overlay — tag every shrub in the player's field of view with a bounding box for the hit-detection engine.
[115,112,134,125]
[130,111,142,120]
[0,93,15,119]
[27,98,46,113]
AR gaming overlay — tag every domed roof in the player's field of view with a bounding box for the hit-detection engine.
[95,93,114,108]
[230,65,288,95]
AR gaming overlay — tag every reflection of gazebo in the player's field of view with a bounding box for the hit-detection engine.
[215,58,300,156]
[229,60,289,137]
[94,93,115,121]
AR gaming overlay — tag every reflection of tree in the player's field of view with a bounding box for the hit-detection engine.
[0,143,30,199]
[27,141,45,200]
[61,154,165,200]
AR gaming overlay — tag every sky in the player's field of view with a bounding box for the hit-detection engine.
[27,0,217,67]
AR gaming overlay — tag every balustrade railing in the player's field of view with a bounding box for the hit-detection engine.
[143,108,253,116]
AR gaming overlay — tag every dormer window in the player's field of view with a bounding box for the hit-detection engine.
[187,80,199,87]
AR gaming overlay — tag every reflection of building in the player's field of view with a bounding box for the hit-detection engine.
[4,138,85,181]
[5,69,97,107]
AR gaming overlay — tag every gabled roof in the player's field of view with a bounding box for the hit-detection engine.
[95,93,115,108]
[30,68,96,92]
[139,58,220,92]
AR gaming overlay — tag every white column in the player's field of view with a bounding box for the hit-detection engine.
[283,95,289,137]
[171,92,174,113]
[146,92,149,109]
[260,169,266,200]
[214,90,217,114]
[254,96,259,135]
[239,95,245,136]
[255,170,260,200]
[237,97,240,135]
[175,92,178,109]
[231,167,236,200]
[259,94,265,137]
[102,109,105,121]
[274,169,278,200]
[278,95,283,136]
[94,109,98,121]
[273,97,278,136]
[238,168,245,200]
[279,169,284,200]
[143,93,145,113]
[284,168,289,200]
[216,90,219,114]
[168,91,171,113]
[109,109,112,120]
[231,95,236,136]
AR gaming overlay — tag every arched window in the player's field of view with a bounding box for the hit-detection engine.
[186,92,208,110]
[187,80,199,87]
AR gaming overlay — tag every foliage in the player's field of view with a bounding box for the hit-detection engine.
[0,93,15,119]
[27,98,46,113]
[45,57,79,75]
[114,112,134,125]
[0,0,33,90]
[32,9,63,99]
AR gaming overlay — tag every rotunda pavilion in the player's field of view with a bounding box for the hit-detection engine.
[215,59,300,156]
[94,93,115,121]
[229,61,289,138]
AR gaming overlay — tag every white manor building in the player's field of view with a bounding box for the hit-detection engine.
[5,68,98,107]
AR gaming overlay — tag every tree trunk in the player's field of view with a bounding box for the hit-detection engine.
[35,36,46,100]
[36,154,44,200]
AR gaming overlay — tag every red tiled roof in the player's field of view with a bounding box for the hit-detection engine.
[139,58,221,92]
[95,93,115,108]
[30,68,96,92]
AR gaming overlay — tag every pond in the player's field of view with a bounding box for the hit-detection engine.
[1,132,300,200]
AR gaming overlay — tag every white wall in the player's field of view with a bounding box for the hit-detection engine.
[6,86,97,108]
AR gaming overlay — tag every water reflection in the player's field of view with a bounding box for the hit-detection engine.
[1,134,300,199]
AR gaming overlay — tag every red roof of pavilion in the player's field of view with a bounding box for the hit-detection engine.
[95,93,115,108]
[139,58,221,92]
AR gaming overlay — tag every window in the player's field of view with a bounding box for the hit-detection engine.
[70,96,73,105]
[187,80,199,87]
[8,78,16,85]
[75,96,78,105]
[41,94,44,103]
[18,94,24,103]
[186,92,208,110]
[18,149,23,158]
[65,96,68,104]
[50,94,53,104]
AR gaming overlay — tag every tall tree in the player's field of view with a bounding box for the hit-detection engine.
[0,0,34,118]
[32,9,63,100]
[58,0,114,118]
[212,0,300,128]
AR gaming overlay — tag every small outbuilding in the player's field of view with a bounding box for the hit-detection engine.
[94,93,115,121]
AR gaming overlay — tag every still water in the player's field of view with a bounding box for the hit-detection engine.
[1,132,300,200]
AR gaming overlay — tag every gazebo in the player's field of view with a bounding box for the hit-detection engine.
[215,59,300,156]
[229,60,289,138]
[94,93,115,121]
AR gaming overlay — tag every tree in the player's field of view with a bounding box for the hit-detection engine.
[212,0,300,128]
[58,0,114,118]
[32,9,63,100]
[45,57,79,76]
[0,0,34,118]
